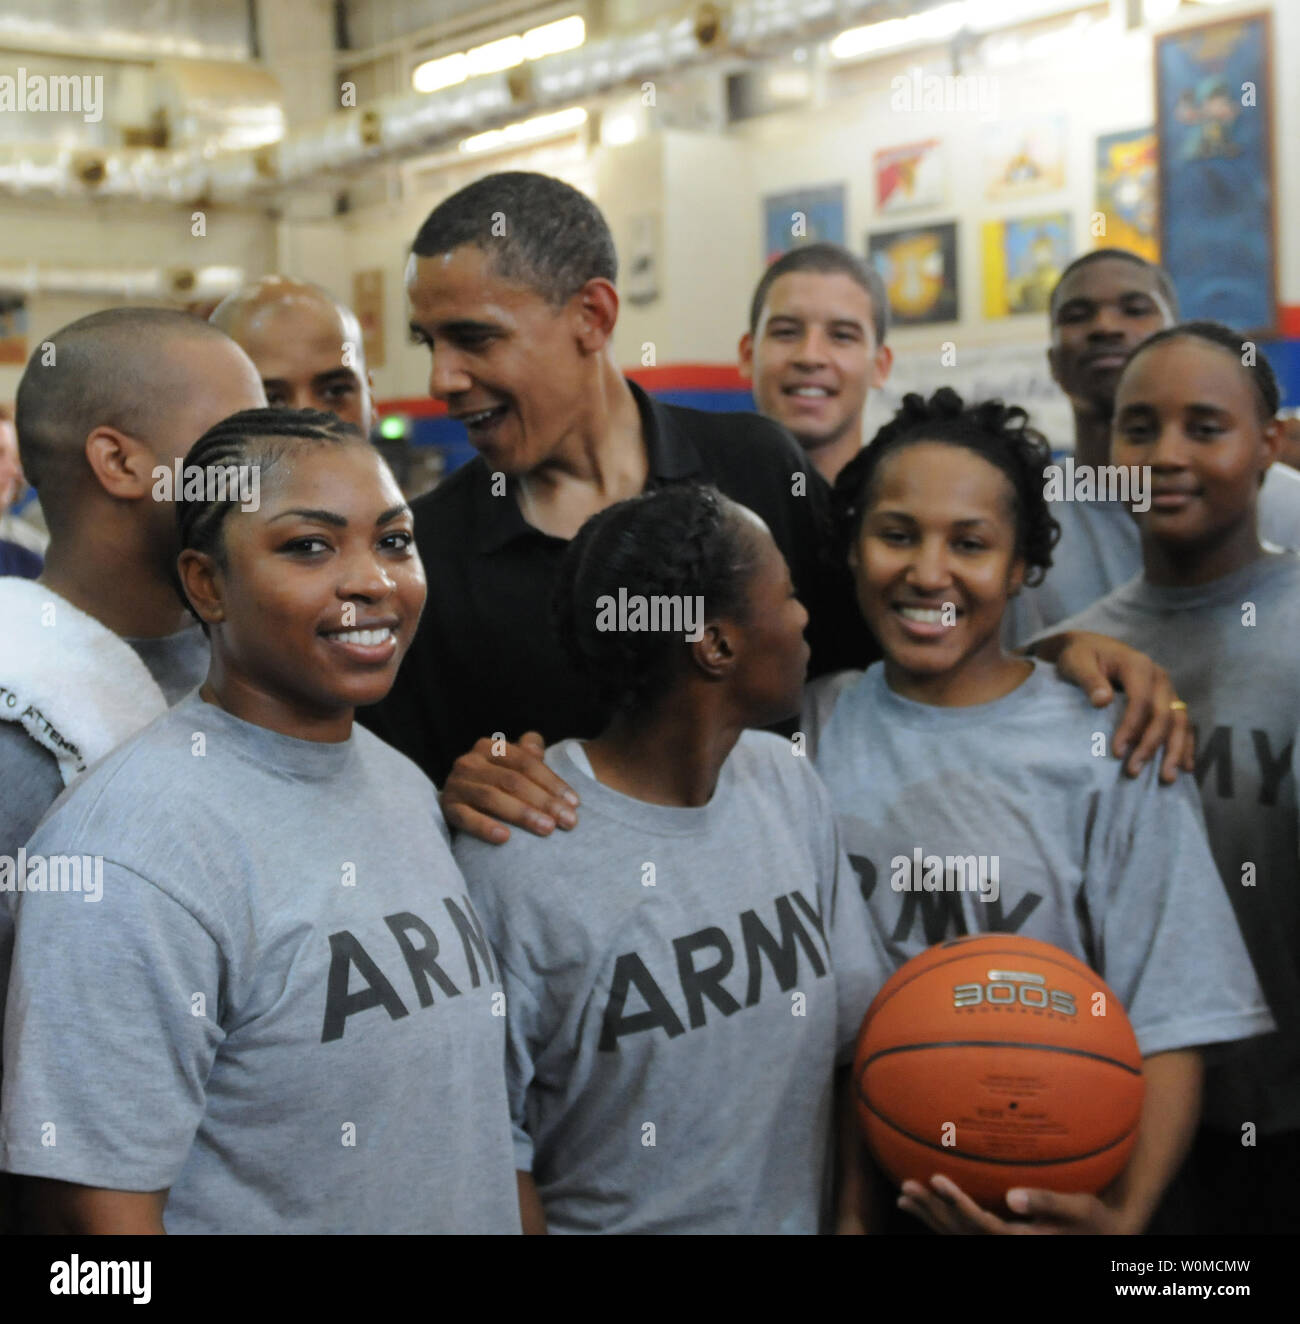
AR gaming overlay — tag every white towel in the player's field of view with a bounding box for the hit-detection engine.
[0,577,166,786]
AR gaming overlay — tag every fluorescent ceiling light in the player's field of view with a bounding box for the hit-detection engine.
[460,105,587,154]
[600,110,639,146]
[964,0,1080,26]
[830,0,1095,58]
[412,52,467,93]
[523,15,585,59]
[413,14,585,93]
[830,2,967,59]
[466,34,524,75]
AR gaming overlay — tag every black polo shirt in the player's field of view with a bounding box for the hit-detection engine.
[360,379,878,785]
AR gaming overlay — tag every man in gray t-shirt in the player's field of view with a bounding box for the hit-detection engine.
[1,693,521,1233]
[1039,552,1300,1137]
[1005,250,1300,645]
[1,309,266,856]
[455,731,890,1235]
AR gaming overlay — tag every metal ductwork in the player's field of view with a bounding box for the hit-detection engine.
[0,259,243,301]
[0,0,1091,205]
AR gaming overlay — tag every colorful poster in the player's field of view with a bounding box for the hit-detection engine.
[763,184,846,263]
[1095,128,1158,262]
[867,222,958,326]
[0,295,26,365]
[982,213,1071,318]
[873,140,945,215]
[983,116,1067,200]
[1156,13,1275,333]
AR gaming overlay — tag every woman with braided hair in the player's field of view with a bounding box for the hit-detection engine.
[454,482,891,1234]
[2,408,521,1233]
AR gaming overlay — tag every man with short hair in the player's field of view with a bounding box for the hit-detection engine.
[0,308,266,856]
[360,171,873,812]
[364,173,1193,845]
[739,242,893,484]
[211,276,374,434]
[1004,247,1300,643]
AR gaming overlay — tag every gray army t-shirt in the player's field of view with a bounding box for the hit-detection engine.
[454,731,891,1235]
[1005,464,1300,644]
[0,623,208,857]
[1041,552,1300,1134]
[803,661,1272,1062]
[0,691,520,1234]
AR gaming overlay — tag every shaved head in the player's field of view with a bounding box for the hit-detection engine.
[211,277,373,433]
[14,306,265,536]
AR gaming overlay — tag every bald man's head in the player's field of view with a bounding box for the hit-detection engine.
[15,307,266,539]
[211,277,374,434]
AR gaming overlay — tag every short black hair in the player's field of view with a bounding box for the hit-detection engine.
[552,484,757,718]
[14,307,233,527]
[749,242,890,345]
[1123,320,1281,420]
[411,171,617,307]
[1049,248,1179,322]
[832,387,1060,587]
[174,407,367,629]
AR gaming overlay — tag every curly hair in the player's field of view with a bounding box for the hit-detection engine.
[552,483,757,718]
[832,387,1060,587]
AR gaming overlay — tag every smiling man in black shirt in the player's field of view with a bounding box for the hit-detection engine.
[361,173,872,792]
[361,171,1191,843]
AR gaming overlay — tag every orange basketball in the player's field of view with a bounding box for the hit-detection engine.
[854,933,1144,1212]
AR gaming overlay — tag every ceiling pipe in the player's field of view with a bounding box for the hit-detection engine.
[0,0,1092,205]
[0,259,244,300]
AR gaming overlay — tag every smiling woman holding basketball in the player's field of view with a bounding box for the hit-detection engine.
[806,388,1273,1234]
[0,408,520,1234]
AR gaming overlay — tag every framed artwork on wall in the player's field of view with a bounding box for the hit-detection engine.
[867,222,959,325]
[1155,10,1275,333]
[982,213,1072,318]
[1095,127,1158,263]
[873,140,945,215]
[983,116,1067,200]
[763,184,846,264]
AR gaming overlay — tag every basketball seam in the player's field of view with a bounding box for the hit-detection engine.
[854,1076,1142,1168]
[860,1039,1143,1075]
[857,1096,1143,1170]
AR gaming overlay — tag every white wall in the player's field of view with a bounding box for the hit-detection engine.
[0,200,276,401]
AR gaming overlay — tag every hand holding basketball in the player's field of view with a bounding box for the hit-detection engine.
[898,1174,1135,1235]
[854,934,1146,1212]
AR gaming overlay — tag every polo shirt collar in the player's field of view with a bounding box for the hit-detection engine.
[472,377,703,553]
